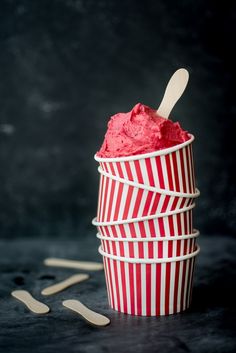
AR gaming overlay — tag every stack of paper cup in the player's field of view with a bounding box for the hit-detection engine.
[92,135,200,316]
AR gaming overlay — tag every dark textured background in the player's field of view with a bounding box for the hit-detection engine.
[0,0,236,238]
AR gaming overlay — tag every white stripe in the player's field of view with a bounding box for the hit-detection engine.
[139,159,149,185]
[115,241,120,256]
[110,179,120,221]
[183,147,190,193]
[172,239,177,257]
[127,187,138,219]
[134,221,141,238]
[143,220,151,238]
[176,197,184,210]
[177,260,183,312]
[112,162,119,177]
[103,177,112,222]
[160,263,166,315]
[123,224,130,237]
[138,189,149,217]
[125,262,131,314]
[151,264,156,315]
[176,150,184,192]
[120,161,128,180]
[162,240,168,257]
[105,162,113,175]
[99,174,107,222]
[183,259,190,310]
[169,153,176,191]
[116,261,124,312]
[124,241,129,258]
[115,224,122,238]
[146,191,157,215]
[163,214,170,236]
[141,264,146,315]
[150,157,160,188]
[160,155,169,189]
[157,193,166,213]
[117,183,129,220]
[143,242,149,258]
[153,218,161,237]
[166,195,175,212]
[110,259,118,310]
[180,212,185,236]
[169,262,176,314]
[187,146,193,193]
[129,160,138,182]
[134,242,139,258]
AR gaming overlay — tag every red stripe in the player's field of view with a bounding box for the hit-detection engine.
[179,148,187,193]
[124,161,133,181]
[165,263,171,314]
[97,176,103,221]
[102,162,109,173]
[120,262,127,313]
[148,242,154,258]
[128,222,136,238]
[106,179,116,222]
[132,189,144,218]
[159,218,165,237]
[110,225,118,238]
[119,224,125,238]
[168,240,173,257]
[158,241,163,258]
[119,241,125,257]
[148,219,156,237]
[138,220,146,238]
[129,242,134,258]
[116,162,124,178]
[184,211,188,236]
[122,185,134,220]
[138,242,144,258]
[113,183,124,221]
[170,197,179,211]
[179,198,186,209]
[143,191,154,216]
[172,152,180,192]
[155,156,165,189]
[168,215,174,236]
[146,264,152,316]
[177,213,182,235]
[176,240,181,256]
[109,162,116,175]
[145,158,155,186]
[134,160,144,184]
[111,241,116,256]
[156,264,161,316]
[165,154,174,191]
[173,261,180,313]
[161,195,170,213]
[136,264,142,315]
[150,193,161,214]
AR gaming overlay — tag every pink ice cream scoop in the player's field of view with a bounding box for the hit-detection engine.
[97,103,190,158]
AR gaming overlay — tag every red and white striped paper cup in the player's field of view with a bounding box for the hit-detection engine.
[99,245,200,316]
[95,135,195,194]
[97,166,200,222]
[92,203,194,238]
[97,229,199,259]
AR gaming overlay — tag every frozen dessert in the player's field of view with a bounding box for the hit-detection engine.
[97,103,190,158]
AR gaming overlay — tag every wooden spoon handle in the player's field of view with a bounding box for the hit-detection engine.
[11,290,50,314]
[157,68,189,119]
[41,274,89,296]
[44,258,103,271]
[63,299,110,327]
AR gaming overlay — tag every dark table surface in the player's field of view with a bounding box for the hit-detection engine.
[1,234,236,353]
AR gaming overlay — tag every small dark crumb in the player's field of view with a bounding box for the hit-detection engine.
[13,276,25,286]
[38,274,56,280]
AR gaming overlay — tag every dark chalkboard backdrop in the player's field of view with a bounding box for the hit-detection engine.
[0,0,235,238]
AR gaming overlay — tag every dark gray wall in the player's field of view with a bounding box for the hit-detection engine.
[0,0,235,238]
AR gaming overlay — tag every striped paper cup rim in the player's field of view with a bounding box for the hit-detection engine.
[98,166,200,198]
[92,202,195,226]
[96,229,200,242]
[99,244,200,263]
[95,134,194,162]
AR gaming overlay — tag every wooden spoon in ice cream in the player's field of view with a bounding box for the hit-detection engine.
[157,68,189,119]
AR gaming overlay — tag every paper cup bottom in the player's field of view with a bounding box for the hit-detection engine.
[101,249,198,316]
